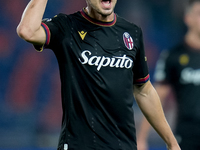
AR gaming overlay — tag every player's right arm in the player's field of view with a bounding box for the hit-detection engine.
[17,0,48,46]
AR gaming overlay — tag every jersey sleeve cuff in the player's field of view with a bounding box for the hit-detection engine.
[134,74,150,85]
[33,22,51,52]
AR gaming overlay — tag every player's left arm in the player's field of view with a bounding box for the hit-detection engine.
[133,80,180,150]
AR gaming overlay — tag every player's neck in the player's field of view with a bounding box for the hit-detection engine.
[85,7,115,22]
[185,31,200,50]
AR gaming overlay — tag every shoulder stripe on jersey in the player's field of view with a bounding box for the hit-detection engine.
[41,22,50,46]
[80,8,117,27]
[135,74,150,84]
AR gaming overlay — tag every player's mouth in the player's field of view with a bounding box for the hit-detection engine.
[101,0,112,9]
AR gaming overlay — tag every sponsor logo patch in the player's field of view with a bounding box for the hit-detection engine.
[79,50,133,71]
[78,31,87,40]
[179,54,189,66]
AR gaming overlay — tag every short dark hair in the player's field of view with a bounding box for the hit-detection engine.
[185,0,200,13]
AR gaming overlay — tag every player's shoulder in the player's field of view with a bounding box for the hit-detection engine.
[170,42,185,51]
[116,15,141,32]
[159,42,186,62]
[168,42,187,56]
[47,11,81,22]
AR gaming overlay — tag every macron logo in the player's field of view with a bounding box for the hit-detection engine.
[78,31,87,40]
[79,50,133,71]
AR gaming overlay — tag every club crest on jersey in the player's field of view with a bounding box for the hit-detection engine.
[123,32,134,50]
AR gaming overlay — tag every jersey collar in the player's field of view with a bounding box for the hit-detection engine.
[80,8,117,27]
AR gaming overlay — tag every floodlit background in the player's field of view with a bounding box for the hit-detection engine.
[0,0,187,149]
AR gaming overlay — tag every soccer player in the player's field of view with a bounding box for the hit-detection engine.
[137,0,200,150]
[16,0,180,150]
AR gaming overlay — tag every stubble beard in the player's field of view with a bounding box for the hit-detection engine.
[86,0,114,18]
[95,6,114,19]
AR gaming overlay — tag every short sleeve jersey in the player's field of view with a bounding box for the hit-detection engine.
[37,9,149,150]
[154,42,200,134]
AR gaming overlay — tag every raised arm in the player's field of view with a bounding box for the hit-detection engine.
[16,0,48,46]
[134,81,180,150]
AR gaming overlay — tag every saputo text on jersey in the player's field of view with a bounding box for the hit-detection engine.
[79,50,133,71]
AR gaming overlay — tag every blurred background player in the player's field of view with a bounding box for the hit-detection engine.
[137,0,200,150]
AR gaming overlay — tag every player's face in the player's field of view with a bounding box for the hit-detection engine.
[86,0,117,20]
[185,2,200,34]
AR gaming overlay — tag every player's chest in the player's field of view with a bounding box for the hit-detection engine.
[176,53,200,85]
[68,27,137,59]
